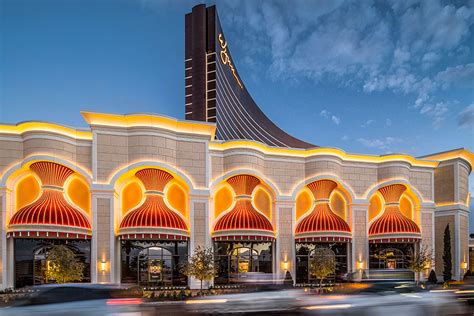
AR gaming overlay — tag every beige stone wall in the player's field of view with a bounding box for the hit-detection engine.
[0,193,3,287]
[96,134,128,182]
[192,202,207,248]
[96,130,208,187]
[410,170,433,201]
[458,163,470,204]
[176,141,206,187]
[435,215,455,277]
[460,214,469,276]
[352,205,368,271]
[434,165,455,203]
[420,210,434,254]
[0,134,92,180]
[96,197,111,283]
[278,207,293,277]
[378,164,410,182]
[264,160,304,194]
[0,140,23,174]
[342,166,377,198]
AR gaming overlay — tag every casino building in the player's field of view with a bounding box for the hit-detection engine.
[0,4,472,288]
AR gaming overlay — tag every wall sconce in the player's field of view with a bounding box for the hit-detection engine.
[461,262,468,270]
[282,261,289,271]
[357,261,364,270]
[100,261,107,272]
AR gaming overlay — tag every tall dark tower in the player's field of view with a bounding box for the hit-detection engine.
[185,4,315,148]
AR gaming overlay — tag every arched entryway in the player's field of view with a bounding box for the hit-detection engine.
[368,184,421,280]
[7,161,92,288]
[294,179,351,284]
[212,175,275,284]
[118,168,189,287]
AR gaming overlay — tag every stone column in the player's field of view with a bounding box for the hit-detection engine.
[91,190,116,283]
[189,197,210,289]
[0,189,6,289]
[275,200,295,284]
[434,205,469,281]
[0,188,14,289]
[420,204,435,280]
[350,201,369,279]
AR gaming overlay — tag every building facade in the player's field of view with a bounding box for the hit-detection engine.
[0,4,472,289]
[0,113,471,288]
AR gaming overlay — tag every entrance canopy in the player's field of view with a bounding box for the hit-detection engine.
[295,180,351,242]
[213,175,274,241]
[369,184,421,243]
[119,169,189,240]
[8,161,91,239]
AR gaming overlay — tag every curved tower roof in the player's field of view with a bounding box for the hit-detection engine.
[185,4,315,149]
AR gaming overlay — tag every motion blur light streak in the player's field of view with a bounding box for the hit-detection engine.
[304,304,352,310]
[185,299,228,304]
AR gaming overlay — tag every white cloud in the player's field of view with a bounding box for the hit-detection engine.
[320,110,330,118]
[357,136,402,151]
[219,0,474,127]
[320,109,340,125]
[361,119,376,128]
[435,63,474,89]
[341,135,349,141]
[458,103,474,129]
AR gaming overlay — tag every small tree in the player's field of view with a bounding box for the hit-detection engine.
[45,244,84,284]
[308,247,336,289]
[407,245,433,285]
[443,224,452,282]
[180,246,217,293]
[428,270,438,284]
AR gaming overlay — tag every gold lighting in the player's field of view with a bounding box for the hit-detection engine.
[81,112,216,139]
[218,33,243,89]
[100,261,107,272]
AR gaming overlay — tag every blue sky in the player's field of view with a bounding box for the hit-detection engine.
[1,1,473,191]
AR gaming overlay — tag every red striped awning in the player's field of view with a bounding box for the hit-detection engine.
[369,184,420,238]
[295,180,351,238]
[213,235,274,242]
[213,175,274,239]
[8,162,91,237]
[119,169,188,238]
[295,236,351,243]
[120,233,188,240]
[7,231,90,239]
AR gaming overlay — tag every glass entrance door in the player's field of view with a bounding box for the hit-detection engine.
[138,247,173,286]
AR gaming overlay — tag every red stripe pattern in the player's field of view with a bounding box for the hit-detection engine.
[295,180,351,237]
[227,175,260,195]
[119,168,188,234]
[120,233,188,240]
[9,162,91,236]
[213,175,273,236]
[368,184,420,237]
[135,168,173,192]
[30,161,75,187]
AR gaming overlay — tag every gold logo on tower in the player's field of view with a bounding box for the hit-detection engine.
[218,33,243,89]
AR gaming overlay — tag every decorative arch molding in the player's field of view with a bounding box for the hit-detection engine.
[209,168,281,199]
[0,155,92,188]
[363,178,427,206]
[290,174,356,203]
[104,160,204,196]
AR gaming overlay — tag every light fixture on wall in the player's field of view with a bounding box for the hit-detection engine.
[100,261,107,272]
[461,261,468,270]
[282,261,289,271]
[357,261,364,270]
